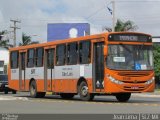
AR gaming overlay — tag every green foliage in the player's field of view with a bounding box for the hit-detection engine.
[0,30,13,49]
[103,19,138,32]
[153,44,160,77]
[115,19,138,32]
[19,33,39,46]
[19,33,32,46]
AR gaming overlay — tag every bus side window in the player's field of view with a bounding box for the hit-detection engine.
[79,41,91,64]
[36,48,44,67]
[27,49,35,67]
[56,44,66,66]
[67,42,78,65]
[10,51,19,69]
[47,49,54,68]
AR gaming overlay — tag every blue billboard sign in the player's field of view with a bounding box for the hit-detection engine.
[47,23,90,42]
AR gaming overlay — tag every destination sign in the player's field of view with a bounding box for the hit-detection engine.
[108,33,152,42]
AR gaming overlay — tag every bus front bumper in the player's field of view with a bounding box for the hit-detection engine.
[105,80,155,93]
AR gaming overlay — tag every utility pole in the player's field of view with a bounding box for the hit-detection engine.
[10,19,21,47]
[112,0,116,32]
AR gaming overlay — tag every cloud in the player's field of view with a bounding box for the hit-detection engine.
[0,10,4,22]
[0,0,160,45]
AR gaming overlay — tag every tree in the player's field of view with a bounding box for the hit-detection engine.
[0,31,6,40]
[153,44,160,84]
[19,33,39,46]
[0,30,13,49]
[103,19,138,32]
[153,44,160,76]
[115,19,138,32]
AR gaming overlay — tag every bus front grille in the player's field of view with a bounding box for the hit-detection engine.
[122,81,146,84]
[118,72,150,77]
[124,86,145,91]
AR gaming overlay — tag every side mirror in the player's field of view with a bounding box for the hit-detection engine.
[103,45,108,56]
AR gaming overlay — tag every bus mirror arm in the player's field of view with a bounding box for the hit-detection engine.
[103,45,108,57]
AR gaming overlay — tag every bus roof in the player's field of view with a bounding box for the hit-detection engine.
[9,32,151,51]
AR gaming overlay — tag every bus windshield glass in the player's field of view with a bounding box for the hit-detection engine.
[106,44,153,70]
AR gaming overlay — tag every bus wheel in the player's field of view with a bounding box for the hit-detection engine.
[116,93,131,102]
[60,93,74,99]
[4,89,8,94]
[30,80,38,98]
[79,81,94,101]
[30,81,46,98]
[38,92,46,98]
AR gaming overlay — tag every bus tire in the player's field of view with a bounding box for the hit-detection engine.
[4,89,8,94]
[38,92,46,98]
[78,81,94,101]
[29,80,38,98]
[30,80,46,98]
[60,93,74,99]
[116,93,131,102]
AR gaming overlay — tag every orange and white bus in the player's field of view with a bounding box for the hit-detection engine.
[8,32,155,102]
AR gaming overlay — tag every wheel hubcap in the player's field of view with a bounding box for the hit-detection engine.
[31,85,35,95]
[81,86,88,96]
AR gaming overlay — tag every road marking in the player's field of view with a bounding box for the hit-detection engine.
[0,95,28,101]
[28,98,160,107]
[132,94,160,98]
[143,103,149,106]
[132,103,139,106]
[2,96,159,107]
[1,95,159,107]
[149,103,159,106]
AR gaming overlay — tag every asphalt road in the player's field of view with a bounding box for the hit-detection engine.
[0,92,160,114]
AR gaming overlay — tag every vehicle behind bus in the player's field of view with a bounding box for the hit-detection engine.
[8,32,155,102]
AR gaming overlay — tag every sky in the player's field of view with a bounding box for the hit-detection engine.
[0,0,160,44]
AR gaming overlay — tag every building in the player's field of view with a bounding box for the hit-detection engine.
[152,36,160,43]
[0,47,9,74]
[47,23,90,42]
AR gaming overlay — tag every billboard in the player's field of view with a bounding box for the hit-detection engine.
[47,23,90,42]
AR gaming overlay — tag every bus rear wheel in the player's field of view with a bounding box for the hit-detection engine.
[38,92,46,98]
[78,81,94,101]
[29,80,45,98]
[115,93,131,102]
[60,93,74,99]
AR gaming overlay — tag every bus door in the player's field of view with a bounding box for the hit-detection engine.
[44,48,55,91]
[19,52,26,91]
[93,42,104,91]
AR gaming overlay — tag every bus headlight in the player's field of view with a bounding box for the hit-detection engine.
[108,76,124,85]
[145,77,154,85]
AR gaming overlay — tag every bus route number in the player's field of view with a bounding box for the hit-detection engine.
[31,69,35,74]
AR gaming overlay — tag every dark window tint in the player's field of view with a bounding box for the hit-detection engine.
[79,41,91,64]
[27,49,34,67]
[47,49,54,68]
[0,61,4,67]
[10,51,19,69]
[56,44,66,65]
[0,75,8,81]
[67,42,78,65]
[21,53,26,70]
[36,48,44,67]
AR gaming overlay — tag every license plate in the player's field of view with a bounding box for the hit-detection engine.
[131,86,139,89]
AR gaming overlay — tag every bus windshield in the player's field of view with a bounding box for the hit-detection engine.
[106,44,153,70]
